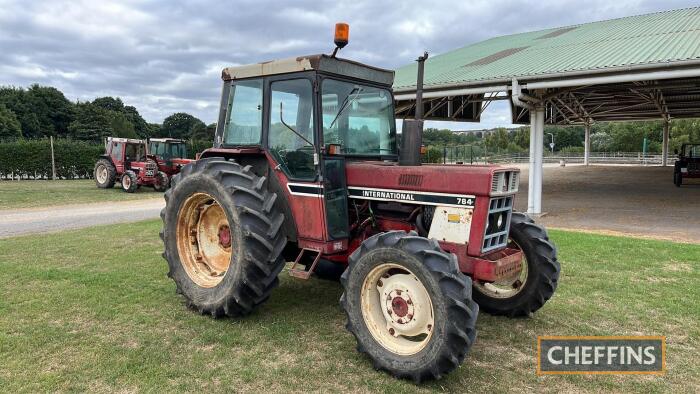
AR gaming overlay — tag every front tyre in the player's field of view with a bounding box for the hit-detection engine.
[341,231,478,382]
[121,170,138,193]
[473,213,559,317]
[154,171,170,192]
[160,158,286,318]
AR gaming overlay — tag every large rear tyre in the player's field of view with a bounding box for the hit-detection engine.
[121,170,138,193]
[94,159,116,189]
[341,231,478,382]
[160,158,286,318]
[472,213,559,317]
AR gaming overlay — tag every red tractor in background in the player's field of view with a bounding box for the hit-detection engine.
[148,138,195,178]
[159,24,560,382]
[94,137,169,193]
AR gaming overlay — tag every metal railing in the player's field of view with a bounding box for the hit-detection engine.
[486,152,667,165]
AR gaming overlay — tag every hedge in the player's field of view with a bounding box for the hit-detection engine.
[0,139,213,180]
[0,139,103,179]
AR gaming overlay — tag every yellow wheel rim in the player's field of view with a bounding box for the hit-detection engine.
[176,192,232,288]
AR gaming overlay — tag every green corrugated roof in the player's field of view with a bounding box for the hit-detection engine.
[393,7,700,92]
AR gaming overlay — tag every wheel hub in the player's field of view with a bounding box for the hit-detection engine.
[218,225,231,248]
[369,268,434,345]
[176,193,233,288]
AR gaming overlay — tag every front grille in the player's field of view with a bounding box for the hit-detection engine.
[482,196,513,253]
[145,160,157,171]
[491,171,519,195]
[399,174,423,187]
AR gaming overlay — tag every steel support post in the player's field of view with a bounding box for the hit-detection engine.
[528,107,545,215]
[662,121,670,167]
[584,123,591,166]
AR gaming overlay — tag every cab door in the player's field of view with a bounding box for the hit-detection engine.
[266,76,326,242]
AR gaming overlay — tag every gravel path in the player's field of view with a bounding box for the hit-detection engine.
[0,198,165,238]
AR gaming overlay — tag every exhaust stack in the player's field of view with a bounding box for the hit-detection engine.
[399,52,428,166]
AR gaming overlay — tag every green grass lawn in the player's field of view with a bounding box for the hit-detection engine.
[0,180,161,210]
[0,221,697,392]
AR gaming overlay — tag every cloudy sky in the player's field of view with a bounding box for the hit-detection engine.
[0,0,697,129]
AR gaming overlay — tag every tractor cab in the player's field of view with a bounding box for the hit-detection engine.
[205,54,397,249]
[148,138,193,176]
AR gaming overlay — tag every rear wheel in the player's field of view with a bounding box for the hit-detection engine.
[674,171,682,187]
[341,231,478,382]
[121,170,138,193]
[472,213,559,317]
[161,158,286,317]
[94,159,116,188]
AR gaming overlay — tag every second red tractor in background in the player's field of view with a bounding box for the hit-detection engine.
[94,137,169,192]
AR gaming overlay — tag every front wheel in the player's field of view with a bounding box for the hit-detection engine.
[341,231,478,382]
[154,171,170,192]
[472,213,559,317]
[121,170,138,193]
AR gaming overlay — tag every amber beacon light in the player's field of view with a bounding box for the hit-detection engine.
[331,23,349,57]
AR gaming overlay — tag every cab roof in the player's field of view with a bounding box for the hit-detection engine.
[221,54,395,86]
[149,138,186,143]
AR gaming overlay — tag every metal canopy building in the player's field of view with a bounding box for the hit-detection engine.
[392,7,700,215]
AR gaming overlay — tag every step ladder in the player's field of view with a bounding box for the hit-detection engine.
[288,248,321,280]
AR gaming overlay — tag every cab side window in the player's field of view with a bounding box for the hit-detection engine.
[224,79,263,145]
[268,79,316,180]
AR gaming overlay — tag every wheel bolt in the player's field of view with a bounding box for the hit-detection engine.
[387,309,392,316]
[388,328,395,335]
[396,290,402,295]
[427,324,432,332]
[407,314,413,320]
[377,279,383,287]
[407,299,412,305]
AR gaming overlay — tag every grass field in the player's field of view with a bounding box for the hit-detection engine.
[0,221,697,392]
[0,180,160,210]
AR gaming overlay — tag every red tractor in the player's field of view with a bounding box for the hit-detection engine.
[148,138,195,179]
[674,143,700,187]
[94,137,169,192]
[160,25,559,382]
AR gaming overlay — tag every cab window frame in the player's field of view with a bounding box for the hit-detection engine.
[264,71,320,182]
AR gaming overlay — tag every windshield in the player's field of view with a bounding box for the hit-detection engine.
[684,145,700,158]
[321,79,396,156]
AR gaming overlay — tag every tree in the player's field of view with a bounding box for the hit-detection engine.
[92,97,125,112]
[68,103,113,141]
[0,85,75,138]
[161,112,206,139]
[191,122,216,141]
[26,85,75,137]
[0,104,21,140]
[123,106,150,138]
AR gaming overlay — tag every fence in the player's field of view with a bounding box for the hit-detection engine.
[486,152,666,165]
[428,144,668,165]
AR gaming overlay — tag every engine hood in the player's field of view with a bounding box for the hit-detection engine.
[345,161,519,197]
